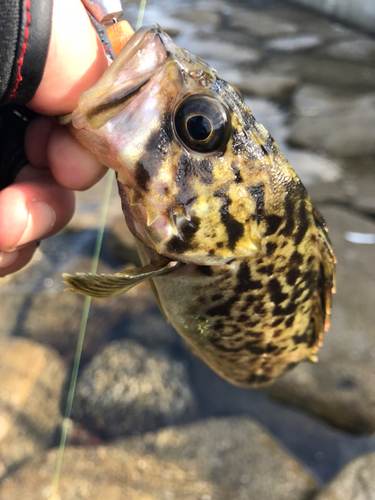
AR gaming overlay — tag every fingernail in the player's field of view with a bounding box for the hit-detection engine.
[16,201,56,247]
[0,250,19,269]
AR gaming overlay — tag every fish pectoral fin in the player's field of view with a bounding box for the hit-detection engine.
[62,260,179,298]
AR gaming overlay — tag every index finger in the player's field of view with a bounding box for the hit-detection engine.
[28,0,109,115]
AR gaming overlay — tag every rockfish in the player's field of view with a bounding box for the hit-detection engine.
[63,26,336,387]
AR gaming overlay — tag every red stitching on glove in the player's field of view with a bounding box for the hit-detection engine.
[7,0,31,102]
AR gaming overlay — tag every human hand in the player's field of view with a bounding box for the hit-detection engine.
[0,0,109,277]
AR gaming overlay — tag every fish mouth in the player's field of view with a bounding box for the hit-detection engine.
[76,25,170,130]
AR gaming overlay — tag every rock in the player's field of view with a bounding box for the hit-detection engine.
[0,418,318,499]
[125,417,318,500]
[10,248,127,362]
[266,35,322,52]
[326,38,375,62]
[163,27,181,39]
[0,338,66,479]
[299,20,355,42]
[266,6,323,26]
[0,445,213,500]
[260,55,375,91]
[105,215,141,266]
[288,93,375,157]
[241,97,341,186]
[173,9,221,28]
[186,39,261,66]
[292,85,350,117]
[69,174,124,230]
[229,10,298,37]
[314,452,375,500]
[307,156,375,217]
[219,68,298,98]
[267,206,375,433]
[72,339,196,437]
[213,28,255,48]
[2,226,178,361]
[186,353,375,483]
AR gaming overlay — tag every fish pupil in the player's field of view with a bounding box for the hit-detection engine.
[187,115,212,141]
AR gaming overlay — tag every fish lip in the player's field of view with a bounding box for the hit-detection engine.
[76,25,169,129]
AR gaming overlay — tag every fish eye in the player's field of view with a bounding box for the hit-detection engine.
[174,94,231,154]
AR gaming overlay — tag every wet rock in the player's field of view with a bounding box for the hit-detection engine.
[307,181,351,207]
[13,251,127,363]
[105,215,141,266]
[0,338,66,478]
[0,445,213,500]
[72,339,195,437]
[54,419,103,448]
[267,206,375,434]
[292,85,349,117]
[70,174,123,230]
[125,417,318,500]
[187,355,375,483]
[326,38,375,62]
[314,452,375,500]
[3,226,178,361]
[266,6,325,28]
[163,27,181,39]
[266,34,322,51]
[307,156,375,217]
[186,39,261,66]
[173,9,221,28]
[0,416,318,499]
[219,68,298,98]
[300,20,355,42]
[260,55,375,91]
[239,72,298,98]
[242,97,341,186]
[288,92,375,157]
[229,10,298,37]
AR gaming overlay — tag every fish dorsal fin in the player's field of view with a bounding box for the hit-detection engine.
[312,207,336,332]
[63,260,179,298]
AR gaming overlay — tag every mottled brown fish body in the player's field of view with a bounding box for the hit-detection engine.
[135,190,333,387]
[64,25,335,387]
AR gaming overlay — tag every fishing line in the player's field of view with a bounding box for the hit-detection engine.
[50,3,147,497]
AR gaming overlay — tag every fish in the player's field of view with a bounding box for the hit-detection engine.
[62,25,336,387]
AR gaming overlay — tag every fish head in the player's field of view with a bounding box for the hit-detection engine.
[69,25,300,266]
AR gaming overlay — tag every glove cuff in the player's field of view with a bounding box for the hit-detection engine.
[1,0,53,106]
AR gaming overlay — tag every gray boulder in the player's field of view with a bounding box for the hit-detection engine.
[72,339,196,436]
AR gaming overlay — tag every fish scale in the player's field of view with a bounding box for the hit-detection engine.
[63,25,335,387]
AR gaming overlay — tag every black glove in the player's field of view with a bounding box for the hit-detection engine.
[0,0,53,189]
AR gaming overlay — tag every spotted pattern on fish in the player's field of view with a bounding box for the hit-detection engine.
[67,25,336,387]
